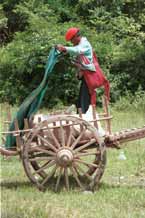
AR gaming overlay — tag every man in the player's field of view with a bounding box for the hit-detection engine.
[56,27,110,112]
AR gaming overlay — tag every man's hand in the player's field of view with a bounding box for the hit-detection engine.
[76,71,83,80]
[56,44,67,53]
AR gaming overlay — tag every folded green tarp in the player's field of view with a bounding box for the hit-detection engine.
[5,47,61,148]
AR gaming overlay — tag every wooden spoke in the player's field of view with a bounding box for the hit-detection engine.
[66,127,74,147]
[76,139,90,145]
[38,159,51,169]
[22,115,106,191]
[29,153,51,158]
[67,125,76,140]
[29,156,54,162]
[29,146,56,156]
[64,121,71,144]
[64,168,69,190]
[37,134,57,152]
[41,164,58,186]
[74,163,92,181]
[45,126,61,149]
[59,120,65,146]
[74,139,96,153]
[92,166,100,176]
[75,150,100,158]
[70,166,84,189]
[71,127,86,149]
[43,120,61,148]
[30,161,47,179]
[75,159,98,169]
[25,130,39,147]
[71,126,80,137]
[37,117,45,146]
[33,160,56,175]
[71,134,76,141]
[55,167,63,192]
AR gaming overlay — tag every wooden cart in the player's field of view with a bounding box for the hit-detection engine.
[1,97,145,192]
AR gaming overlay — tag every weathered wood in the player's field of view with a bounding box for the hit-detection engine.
[41,165,58,186]
[78,108,83,132]
[74,163,92,181]
[14,119,22,151]
[78,108,83,118]
[64,168,69,190]
[74,138,96,153]
[60,120,65,147]
[24,119,30,138]
[71,127,86,149]
[2,95,145,193]
[0,146,18,156]
[1,116,113,136]
[102,96,111,134]
[22,115,106,191]
[105,126,145,148]
[55,167,63,192]
[70,166,84,189]
[38,117,45,146]
[89,116,113,122]
[92,105,98,129]
[37,134,57,152]
[75,159,99,168]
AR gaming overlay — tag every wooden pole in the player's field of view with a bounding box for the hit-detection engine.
[78,108,82,118]
[92,105,98,129]
[102,96,111,134]
[14,119,22,151]
[38,116,44,146]
[78,108,83,131]
[24,118,30,137]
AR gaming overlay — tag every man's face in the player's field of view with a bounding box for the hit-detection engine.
[71,35,81,45]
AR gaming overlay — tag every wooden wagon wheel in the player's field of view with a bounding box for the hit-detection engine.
[22,115,106,192]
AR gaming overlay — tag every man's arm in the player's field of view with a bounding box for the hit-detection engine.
[56,44,81,55]
[55,44,67,53]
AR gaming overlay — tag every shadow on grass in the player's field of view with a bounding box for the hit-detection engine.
[0,180,33,190]
[1,212,23,218]
[1,178,144,192]
[99,182,145,190]
[0,175,92,192]
[43,175,90,192]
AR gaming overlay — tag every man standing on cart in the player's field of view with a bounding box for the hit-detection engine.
[56,27,110,113]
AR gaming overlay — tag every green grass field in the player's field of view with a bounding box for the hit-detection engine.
[0,105,145,218]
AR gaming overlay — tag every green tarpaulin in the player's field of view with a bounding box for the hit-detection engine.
[5,48,61,148]
[4,47,91,149]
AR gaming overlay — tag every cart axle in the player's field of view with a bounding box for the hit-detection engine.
[57,148,73,167]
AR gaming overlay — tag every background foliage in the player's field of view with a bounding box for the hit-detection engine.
[0,0,145,107]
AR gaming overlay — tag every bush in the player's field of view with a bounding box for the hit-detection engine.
[0,0,145,108]
[113,88,145,111]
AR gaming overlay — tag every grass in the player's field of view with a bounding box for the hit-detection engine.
[0,104,145,218]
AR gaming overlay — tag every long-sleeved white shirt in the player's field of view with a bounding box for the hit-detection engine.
[65,37,96,72]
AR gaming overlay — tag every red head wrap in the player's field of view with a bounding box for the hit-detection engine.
[65,27,80,41]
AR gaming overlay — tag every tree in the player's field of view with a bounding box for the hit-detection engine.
[0,0,145,106]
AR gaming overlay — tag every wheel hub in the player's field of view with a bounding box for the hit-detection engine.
[57,149,73,167]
